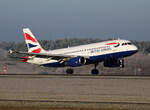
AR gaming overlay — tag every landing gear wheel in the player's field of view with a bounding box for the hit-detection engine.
[66,69,74,74]
[91,63,99,75]
[91,69,99,75]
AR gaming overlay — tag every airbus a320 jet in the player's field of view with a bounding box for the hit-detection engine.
[9,28,138,74]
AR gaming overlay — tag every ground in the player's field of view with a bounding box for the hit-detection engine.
[0,75,150,110]
[0,52,150,110]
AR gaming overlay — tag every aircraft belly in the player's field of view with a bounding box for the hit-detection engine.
[89,50,137,62]
[42,62,63,67]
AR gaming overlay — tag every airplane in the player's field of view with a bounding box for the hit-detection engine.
[9,28,138,75]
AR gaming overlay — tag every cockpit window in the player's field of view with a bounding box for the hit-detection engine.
[122,42,132,46]
[127,42,132,45]
[122,43,126,46]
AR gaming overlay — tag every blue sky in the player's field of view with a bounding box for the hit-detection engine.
[0,0,150,41]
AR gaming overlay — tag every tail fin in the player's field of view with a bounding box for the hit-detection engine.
[23,28,46,53]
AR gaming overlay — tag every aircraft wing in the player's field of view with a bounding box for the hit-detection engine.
[8,50,89,60]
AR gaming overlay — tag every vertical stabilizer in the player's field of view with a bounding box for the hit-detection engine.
[23,28,46,53]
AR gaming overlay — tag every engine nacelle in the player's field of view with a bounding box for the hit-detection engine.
[67,56,86,67]
[104,59,124,68]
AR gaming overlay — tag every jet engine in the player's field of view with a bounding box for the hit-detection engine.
[66,56,86,67]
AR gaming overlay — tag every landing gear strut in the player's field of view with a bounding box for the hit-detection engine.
[91,63,99,75]
[120,59,125,68]
[66,68,74,74]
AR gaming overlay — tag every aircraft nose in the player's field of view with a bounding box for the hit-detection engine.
[133,45,138,52]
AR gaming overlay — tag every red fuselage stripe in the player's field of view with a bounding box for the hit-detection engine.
[106,42,119,45]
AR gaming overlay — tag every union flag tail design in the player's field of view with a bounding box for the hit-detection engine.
[23,28,46,53]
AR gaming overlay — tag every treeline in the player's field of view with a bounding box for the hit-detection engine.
[0,38,150,53]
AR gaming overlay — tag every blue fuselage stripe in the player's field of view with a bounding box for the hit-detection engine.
[42,50,137,67]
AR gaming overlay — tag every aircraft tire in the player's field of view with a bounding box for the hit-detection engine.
[91,69,99,75]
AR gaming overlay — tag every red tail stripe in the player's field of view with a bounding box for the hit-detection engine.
[24,33,37,43]
[32,48,41,53]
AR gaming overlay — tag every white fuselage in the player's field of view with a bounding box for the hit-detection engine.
[27,39,138,65]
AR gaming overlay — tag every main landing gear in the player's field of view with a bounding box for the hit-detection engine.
[66,63,100,75]
[91,63,99,75]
